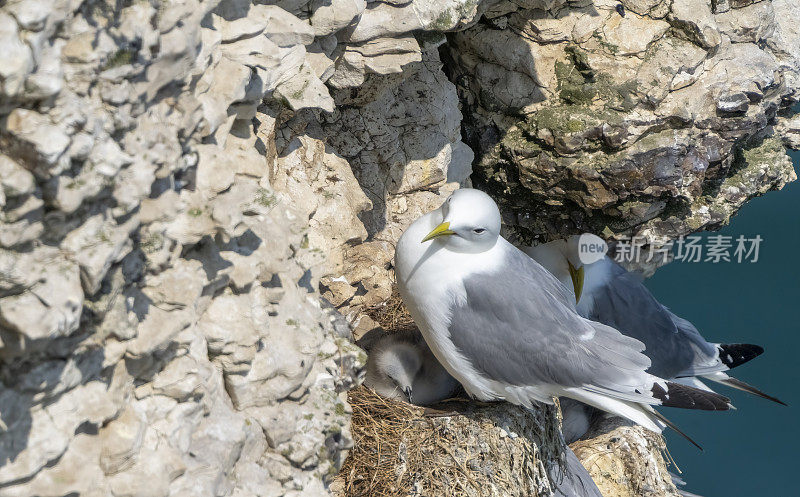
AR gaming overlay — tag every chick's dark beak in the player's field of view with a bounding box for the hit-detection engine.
[404,386,413,403]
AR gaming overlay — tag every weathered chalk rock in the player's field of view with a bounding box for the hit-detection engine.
[572,417,681,497]
[1,0,366,495]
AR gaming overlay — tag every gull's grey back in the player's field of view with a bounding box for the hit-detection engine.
[447,241,651,391]
[586,261,718,378]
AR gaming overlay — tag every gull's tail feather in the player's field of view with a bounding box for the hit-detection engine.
[648,408,703,451]
[672,376,714,392]
[565,379,731,435]
[560,388,664,433]
[717,343,764,369]
[703,372,787,406]
[650,381,732,411]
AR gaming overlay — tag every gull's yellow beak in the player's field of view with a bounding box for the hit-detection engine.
[567,260,585,304]
[422,222,456,243]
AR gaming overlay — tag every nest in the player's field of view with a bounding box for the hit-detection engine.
[363,288,416,334]
[334,387,563,497]
[334,387,435,497]
[341,287,678,497]
[334,288,565,496]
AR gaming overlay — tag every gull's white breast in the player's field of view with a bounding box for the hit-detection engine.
[395,221,530,401]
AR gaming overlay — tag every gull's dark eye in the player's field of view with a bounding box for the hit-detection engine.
[473,228,486,234]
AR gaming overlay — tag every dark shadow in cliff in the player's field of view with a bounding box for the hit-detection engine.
[273,8,576,244]
[0,339,110,485]
[182,229,267,296]
[0,245,174,481]
[315,49,474,239]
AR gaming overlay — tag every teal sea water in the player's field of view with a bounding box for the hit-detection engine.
[645,148,800,496]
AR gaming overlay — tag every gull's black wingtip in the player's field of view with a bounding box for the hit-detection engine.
[718,343,764,369]
[720,377,788,406]
[652,382,732,411]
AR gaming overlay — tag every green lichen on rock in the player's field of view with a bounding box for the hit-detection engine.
[429,0,478,31]
[555,46,595,105]
[555,61,596,105]
[553,45,636,111]
[525,105,620,136]
[723,136,792,190]
[687,135,797,229]
[739,135,789,168]
[255,187,277,207]
[593,74,638,112]
[103,48,135,70]
[291,80,310,100]
[502,127,543,154]
[140,232,163,254]
[431,9,455,31]
[592,31,620,55]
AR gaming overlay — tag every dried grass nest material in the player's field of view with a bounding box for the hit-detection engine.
[364,288,417,333]
[336,288,563,496]
[333,387,564,497]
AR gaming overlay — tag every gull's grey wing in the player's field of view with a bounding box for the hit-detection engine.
[586,260,718,379]
[448,243,653,396]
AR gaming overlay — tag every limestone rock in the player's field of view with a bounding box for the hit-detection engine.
[716,1,775,43]
[310,0,366,36]
[0,12,34,100]
[572,417,681,497]
[447,0,797,245]
[0,248,83,352]
[346,0,484,43]
[0,0,365,495]
[777,114,800,150]
[669,0,721,49]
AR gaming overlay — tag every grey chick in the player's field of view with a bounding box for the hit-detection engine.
[559,397,598,444]
[364,330,460,405]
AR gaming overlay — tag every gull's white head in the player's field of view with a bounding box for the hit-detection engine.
[525,233,607,303]
[421,189,502,254]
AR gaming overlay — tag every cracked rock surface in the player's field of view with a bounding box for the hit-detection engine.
[0,0,795,495]
[446,0,798,246]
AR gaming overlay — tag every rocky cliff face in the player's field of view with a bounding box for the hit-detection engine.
[446,0,798,247]
[0,0,796,496]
